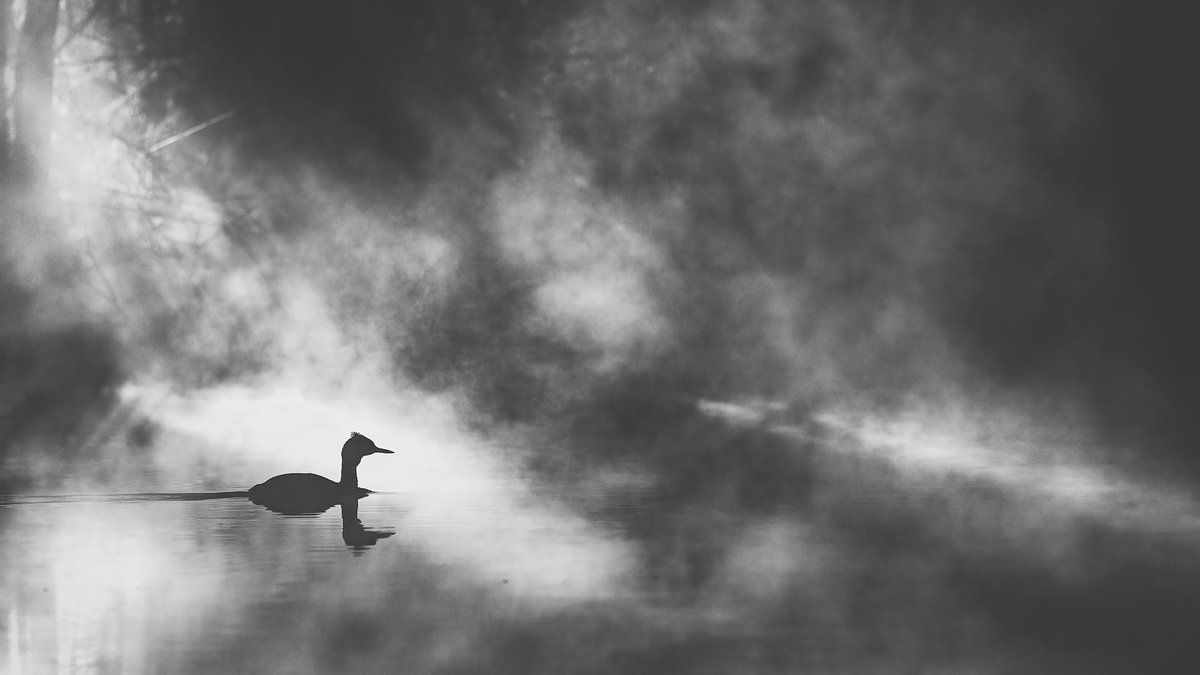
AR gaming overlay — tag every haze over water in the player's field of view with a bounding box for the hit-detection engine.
[3,1,1199,672]
[5,381,1200,673]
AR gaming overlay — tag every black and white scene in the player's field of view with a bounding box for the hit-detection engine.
[2,1,1198,672]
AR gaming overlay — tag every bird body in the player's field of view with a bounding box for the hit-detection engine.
[249,472,368,501]
[248,432,392,515]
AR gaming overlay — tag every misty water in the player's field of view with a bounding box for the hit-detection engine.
[5,388,1200,674]
[3,1,1198,673]
[2,490,615,674]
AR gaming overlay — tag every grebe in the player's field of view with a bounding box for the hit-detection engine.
[248,432,393,514]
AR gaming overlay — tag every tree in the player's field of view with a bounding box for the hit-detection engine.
[11,0,61,187]
[1,0,11,172]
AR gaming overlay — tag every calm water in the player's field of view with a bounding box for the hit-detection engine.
[2,481,650,674]
[5,415,1200,673]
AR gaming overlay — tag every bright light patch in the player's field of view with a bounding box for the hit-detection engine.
[491,137,672,372]
[137,380,636,600]
[0,503,226,675]
[534,268,666,369]
[817,409,1200,540]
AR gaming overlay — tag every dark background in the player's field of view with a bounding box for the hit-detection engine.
[2,0,1199,482]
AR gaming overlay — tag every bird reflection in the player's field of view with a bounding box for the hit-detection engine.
[340,498,395,550]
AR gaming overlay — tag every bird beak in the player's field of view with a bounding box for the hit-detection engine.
[373,447,394,454]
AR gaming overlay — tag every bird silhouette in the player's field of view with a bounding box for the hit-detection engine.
[248,432,392,515]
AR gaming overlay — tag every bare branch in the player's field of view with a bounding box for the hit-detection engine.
[147,110,235,153]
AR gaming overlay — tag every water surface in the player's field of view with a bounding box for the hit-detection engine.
[5,408,1200,673]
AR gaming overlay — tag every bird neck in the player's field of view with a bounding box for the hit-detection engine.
[339,455,360,488]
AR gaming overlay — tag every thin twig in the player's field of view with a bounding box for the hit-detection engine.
[54,0,105,56]
[82,232,127,317]
[147,111,235,153]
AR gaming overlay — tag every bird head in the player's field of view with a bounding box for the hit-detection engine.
[342,432,394,462]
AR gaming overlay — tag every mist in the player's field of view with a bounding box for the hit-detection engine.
[3,0,1200,672]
